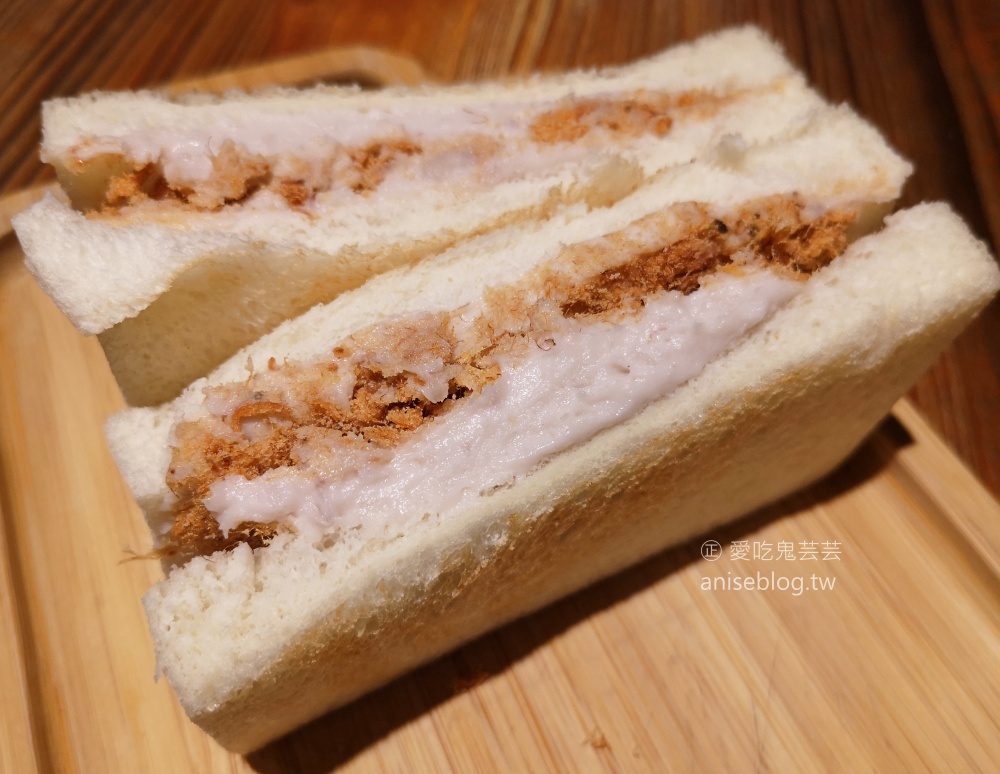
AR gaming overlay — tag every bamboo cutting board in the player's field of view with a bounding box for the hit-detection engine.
[3,50,1000,774]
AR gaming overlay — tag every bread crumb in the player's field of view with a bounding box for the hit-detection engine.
[585,728,610,750]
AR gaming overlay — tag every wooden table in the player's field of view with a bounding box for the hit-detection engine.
[1,2,999,772]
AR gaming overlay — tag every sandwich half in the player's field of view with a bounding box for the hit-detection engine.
[101,108,1000,751]
[18,27,848,406]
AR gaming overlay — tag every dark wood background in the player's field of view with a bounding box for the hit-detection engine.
[1,0,998,494]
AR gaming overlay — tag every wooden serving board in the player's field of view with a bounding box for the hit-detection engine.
[3,49,1000,774]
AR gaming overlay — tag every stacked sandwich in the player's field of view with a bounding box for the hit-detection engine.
[14,27,999,752]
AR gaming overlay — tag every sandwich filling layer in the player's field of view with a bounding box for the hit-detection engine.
[163,195,856,561]
[63,87,769,216]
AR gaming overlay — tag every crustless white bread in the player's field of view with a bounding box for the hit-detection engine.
[105,198,998,751]
[17,27,847,406]
[15,27,1000,754]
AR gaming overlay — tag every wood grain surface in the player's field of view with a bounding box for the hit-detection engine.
[1,2,999,772]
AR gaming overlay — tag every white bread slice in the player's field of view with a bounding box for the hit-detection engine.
[106,195,998,750]
[16,27,863,406]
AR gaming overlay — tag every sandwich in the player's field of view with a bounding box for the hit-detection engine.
[16,27,836,406]
[16,27,999,753]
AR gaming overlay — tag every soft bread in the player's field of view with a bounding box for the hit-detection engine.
[16,27,855,405]
[123,203,998,752]
[29,24,994,753]
[98,38,922,749]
